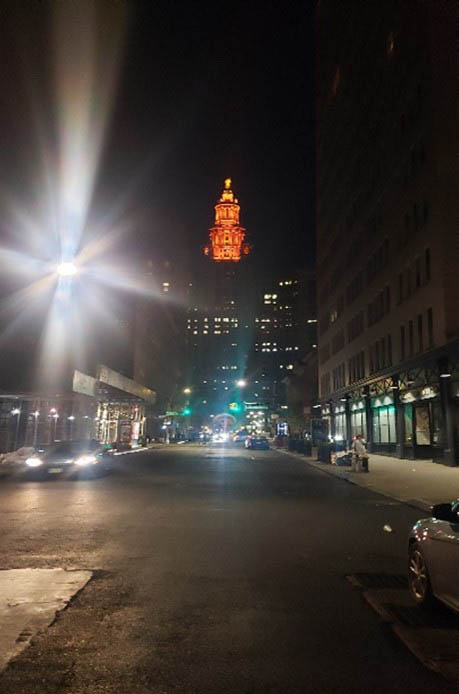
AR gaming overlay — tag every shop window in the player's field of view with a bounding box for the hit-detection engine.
[373,405,397,444]
[404,404,413,444]
[431,401,443,446]
[351,410,366,439]
[334,412,346,440]
[427,307,433,348]
[415,406,430,446]
[372,414,380,443]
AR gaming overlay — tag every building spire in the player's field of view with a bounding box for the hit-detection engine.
[204,179,250,262]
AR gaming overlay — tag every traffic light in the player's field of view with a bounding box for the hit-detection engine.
[229,402,241,413]
[182,407,192,416]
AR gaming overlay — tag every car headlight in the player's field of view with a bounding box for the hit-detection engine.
[75,455,97,467]
[25,457,43,467]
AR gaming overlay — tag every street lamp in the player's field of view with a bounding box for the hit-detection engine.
[33,410,40,446]
[57,262,78,277]
[183,387,192,395]
[236,379,247,388]
[11,408,21,450]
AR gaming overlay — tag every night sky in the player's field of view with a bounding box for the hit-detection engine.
[0,0,315,280]
[102,0,316,277]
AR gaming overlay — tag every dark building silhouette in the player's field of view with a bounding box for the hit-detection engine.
[316,0,459,463]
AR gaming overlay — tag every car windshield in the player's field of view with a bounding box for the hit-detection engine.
[46,441,100,457]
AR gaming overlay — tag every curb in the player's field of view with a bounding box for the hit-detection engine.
[276,448,430,513]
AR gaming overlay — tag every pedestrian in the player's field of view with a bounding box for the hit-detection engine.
[351,435,369,472]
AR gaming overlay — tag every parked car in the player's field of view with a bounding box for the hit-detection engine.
[14,440,114,479]
[245,435,269,451]
[408,501,459,612]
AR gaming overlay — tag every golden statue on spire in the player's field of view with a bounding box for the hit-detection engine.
[224,177,232,189]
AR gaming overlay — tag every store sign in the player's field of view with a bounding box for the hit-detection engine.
[98,364,156,404]
[72,370,97,397]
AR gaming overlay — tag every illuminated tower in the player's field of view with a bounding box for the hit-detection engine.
[184,178,257,421]
[204,178,250,262]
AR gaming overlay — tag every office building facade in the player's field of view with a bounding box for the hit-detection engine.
[316,0,459,463]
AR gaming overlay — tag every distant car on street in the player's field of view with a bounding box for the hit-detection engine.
[233,431,248,443]
[13,440,113,480]
[245,435,269,451]
[408,501,459,613]
[212,432,229,443]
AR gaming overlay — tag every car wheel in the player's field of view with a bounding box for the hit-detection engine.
[408,542,435,608]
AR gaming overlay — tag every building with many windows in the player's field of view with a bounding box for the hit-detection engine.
[316,0,459,463]
[247,271,317,431]
[186,179,255,421]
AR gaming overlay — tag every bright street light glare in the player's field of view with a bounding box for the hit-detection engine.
[183,387,192,394]
[57,262,78,277]
[236,379,247,387]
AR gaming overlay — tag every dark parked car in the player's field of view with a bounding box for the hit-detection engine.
[16,440,113,479]
[245,435,269,451]
[408,501,459,612]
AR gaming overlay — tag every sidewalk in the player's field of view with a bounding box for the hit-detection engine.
[279,449,459,512]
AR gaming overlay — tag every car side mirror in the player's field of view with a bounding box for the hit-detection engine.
[432,503,457,523]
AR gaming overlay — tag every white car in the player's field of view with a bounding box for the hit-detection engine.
[212,432,229,443]
[408,501,459,612]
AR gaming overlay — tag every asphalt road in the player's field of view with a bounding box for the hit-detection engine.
[0,444,455,693]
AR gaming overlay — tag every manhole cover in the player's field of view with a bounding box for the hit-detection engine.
[350,573,407,589]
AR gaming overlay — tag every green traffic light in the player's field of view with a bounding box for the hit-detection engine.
[229,402,241,413]
[182,408,191,416]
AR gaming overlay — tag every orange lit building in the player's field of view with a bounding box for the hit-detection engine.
[204,178,250,262]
